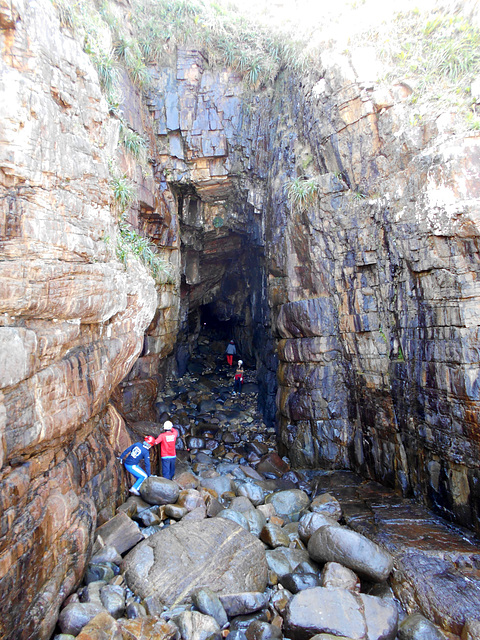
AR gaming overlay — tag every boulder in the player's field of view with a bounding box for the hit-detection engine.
[266,548,317,578]
[284,587,398,640]
[219,592,269,617]
[243,509,267,538]
[246,621,283,640]
[260,523,291,548]
[75,611,118,639]
[307,525,394,582]
[236,483,266,506]
[265,490,310,523]
[173,611,221,640]
[100,585,125,619]
[321,562,360,593]
[217,508,250,530]
[192,588,228,628]
[256,453,290,477]
[298,512,339,542]
[95,512,144,555]
[199,475,235,496]
[123,518,267,606]
[58,603,106,636]
[140,476,180,505]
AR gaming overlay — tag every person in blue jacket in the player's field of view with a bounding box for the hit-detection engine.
[118,435,156,495]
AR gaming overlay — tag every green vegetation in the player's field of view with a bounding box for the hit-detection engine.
[361,8,480,128]
[117,221,175,283]
[119,123,149,167]
[285,176,320,211]
[110,173,137,213]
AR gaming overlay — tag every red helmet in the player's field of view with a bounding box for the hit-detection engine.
[144,435,156,446]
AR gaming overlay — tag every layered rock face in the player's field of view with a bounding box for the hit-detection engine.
[0,1,163,637]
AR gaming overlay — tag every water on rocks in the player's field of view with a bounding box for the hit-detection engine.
[53,336,480,640]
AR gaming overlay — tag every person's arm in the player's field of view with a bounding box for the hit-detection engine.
[119,443,134,461]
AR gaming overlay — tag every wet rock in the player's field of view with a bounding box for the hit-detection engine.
[136,508,163,527]
[123,518,267,606]
[246,621,283,640]
[240,466,265,481]
[95,512,144,555]
[141,476,180,505]
[310,493,342,521]
[58,603,106,636]
[85,564,115,584]
[188,437,207,449]
[164,504,189,520]
[243,509,267,538]
[265,490,310,523]
[280,566,322,594]
[270,589,292,616]
[192,588,228,628]
[175,472,200,489]
[398,613,447,640]
[256,454,290,478]
[266,548,317,578]
[79,581,104,606]
[284,587,398,640]
[220,592,269,617]
[320,562,360,592]
[173,610,221,640]
[100,585,125,619]
[462,619,480,640]
[260,523,291,548]
[236,482,266,506]
[308,524,394,582]
[230,612,269,632]
[217,508,250,530]
[298,512,340,542]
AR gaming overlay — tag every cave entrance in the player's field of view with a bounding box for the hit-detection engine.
[200,304,236,343]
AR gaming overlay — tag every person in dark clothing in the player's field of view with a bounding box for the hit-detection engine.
[118,435,156,495]
[225,340,236,366]
[233,360,244,394]
[155,420,179,480]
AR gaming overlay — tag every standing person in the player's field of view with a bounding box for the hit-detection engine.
[233,360,244,394]
[118,435,156,495]
[155,420,179,480]
[225,340,236,366]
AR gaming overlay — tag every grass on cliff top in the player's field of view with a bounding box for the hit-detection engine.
[348,6,480,130]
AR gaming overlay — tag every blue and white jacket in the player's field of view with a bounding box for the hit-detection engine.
[120,442,151,476]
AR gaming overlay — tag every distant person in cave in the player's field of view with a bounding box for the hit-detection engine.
[155,420,179,480]
[118,435,156,495]
[233,360,244,394]
[225,339,237,366]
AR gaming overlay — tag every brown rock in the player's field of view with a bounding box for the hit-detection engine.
[95,512,144,555]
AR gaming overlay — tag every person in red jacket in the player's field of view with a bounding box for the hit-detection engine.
[155,420,178,480]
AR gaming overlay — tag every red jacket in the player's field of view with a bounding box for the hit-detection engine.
[155,428,178,457]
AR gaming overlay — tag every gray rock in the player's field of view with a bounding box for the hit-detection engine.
[398,613,447,640]
[52,636,76,640]
[200,475,235,497]
[95,512,144,555]
[90,545,123,566]
[79,580,104,605]
[280,570,322,593]
[141,476,180,505]
[217,508,250,531]
[243,509,267,538]
[192,587,228,627]
[58,603,105,636]
[230,496,256,513]
[125,600,147,619]
[310,493,342,521]
[265,490,310,523]
[236,482,266,506]
[123,518,267,606]
[266,547,317,578]
[84,563,115,584]
[307,524,394,582]
[136,507,163,527]
[100,584,125,619]
[246,621,283,640]
[165,504,189,520]
[321,562,360,592]
[298,512,340,542]
[173,610,221,640]
[284,587,398,640]
[219,592,269,617]
[230,611,269,631]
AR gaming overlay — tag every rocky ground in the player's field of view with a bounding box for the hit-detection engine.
[51,337,480,640]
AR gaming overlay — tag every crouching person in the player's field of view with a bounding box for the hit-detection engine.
[155,420,178,480]
[118,435,156,495]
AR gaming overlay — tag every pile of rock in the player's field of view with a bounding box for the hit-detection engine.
[52,450,407,640]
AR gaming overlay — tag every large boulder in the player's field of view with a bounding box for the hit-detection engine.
[265,490,310,523]
[307,525,394,582]
[123,518,267,606]
[140,476,180,505]
[284,587,398,640]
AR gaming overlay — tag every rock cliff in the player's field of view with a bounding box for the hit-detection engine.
[1,0,480,638]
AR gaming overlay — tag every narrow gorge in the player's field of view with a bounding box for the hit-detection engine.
[1,0,480,638]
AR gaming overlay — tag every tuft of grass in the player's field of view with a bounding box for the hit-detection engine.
[119,123,149,166]
[110,173,137,213]
[285,176,321,211]
[51,0,75,29]
[117,221,175,283]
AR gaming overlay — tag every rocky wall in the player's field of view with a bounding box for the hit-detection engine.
[0,1,163,637]
[268,57,480,533]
